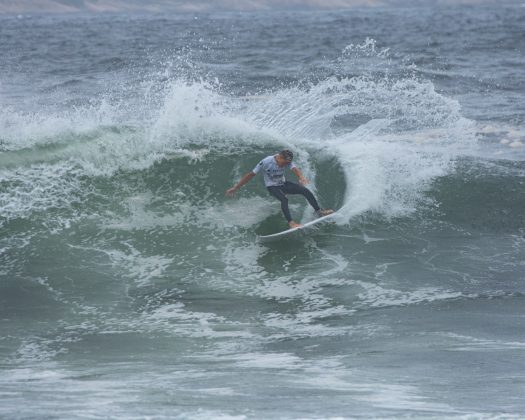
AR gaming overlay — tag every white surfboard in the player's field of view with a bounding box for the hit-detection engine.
[257,211,337,243]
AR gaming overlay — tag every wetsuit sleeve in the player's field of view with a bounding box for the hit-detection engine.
[252,160,264,174]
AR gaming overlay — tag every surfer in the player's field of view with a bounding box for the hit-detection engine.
[226,150,333,228]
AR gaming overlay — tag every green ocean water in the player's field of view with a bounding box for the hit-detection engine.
[1,5,525,418]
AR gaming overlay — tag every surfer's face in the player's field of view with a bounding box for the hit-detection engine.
[276,155,292,167]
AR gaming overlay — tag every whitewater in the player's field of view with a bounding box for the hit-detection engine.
[1,5,524,419]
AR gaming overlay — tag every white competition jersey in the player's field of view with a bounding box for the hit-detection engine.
[252,155,297,187]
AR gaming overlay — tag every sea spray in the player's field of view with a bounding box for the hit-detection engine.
[1,11,524,417]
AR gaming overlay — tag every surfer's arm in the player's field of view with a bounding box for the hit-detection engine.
[291,167,309,185]
[226,172,256,197]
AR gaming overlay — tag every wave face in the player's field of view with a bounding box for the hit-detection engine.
[1,7,525,419]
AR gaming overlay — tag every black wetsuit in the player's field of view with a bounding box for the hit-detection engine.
[267,181,320,222]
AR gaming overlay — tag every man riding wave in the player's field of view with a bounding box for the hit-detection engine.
[226,150,333,228]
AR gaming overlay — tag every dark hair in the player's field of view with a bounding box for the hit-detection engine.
[280,149,294,162]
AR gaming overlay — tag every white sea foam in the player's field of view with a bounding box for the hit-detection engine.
[67,241,173,288]
[438,333,525,351]
[235,351,305,370]
[0,49,481,230]
[196,196,276,230]
[0,364,145,419]
[355,281,464,309]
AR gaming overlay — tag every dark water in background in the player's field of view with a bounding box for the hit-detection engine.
[1,4,525,418]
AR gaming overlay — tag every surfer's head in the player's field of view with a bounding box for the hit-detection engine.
[279,149,294,163]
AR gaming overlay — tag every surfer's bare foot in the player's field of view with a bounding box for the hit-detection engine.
[288,221,303,229]
[316,208,334,217]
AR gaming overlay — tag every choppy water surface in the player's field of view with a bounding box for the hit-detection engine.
[1,4,524,419]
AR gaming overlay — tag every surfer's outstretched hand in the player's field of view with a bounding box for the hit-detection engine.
[298,176,309,186]
[225,187,237,197]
